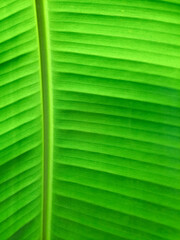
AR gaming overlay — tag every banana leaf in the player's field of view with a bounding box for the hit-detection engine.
[0,0,180,239]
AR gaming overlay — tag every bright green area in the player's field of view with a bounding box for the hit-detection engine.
[1,0,180,240]
[0,0,43,239]
[49,0,180,240]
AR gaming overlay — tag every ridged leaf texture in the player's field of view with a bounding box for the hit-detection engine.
[0,0,180,239]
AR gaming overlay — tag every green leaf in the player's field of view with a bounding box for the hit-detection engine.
[1,0,180,239]
[0,0,43,239]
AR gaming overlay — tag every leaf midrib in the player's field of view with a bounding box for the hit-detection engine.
[34,0,53,239]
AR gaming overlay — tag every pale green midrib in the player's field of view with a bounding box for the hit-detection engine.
[34,0,53,240]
